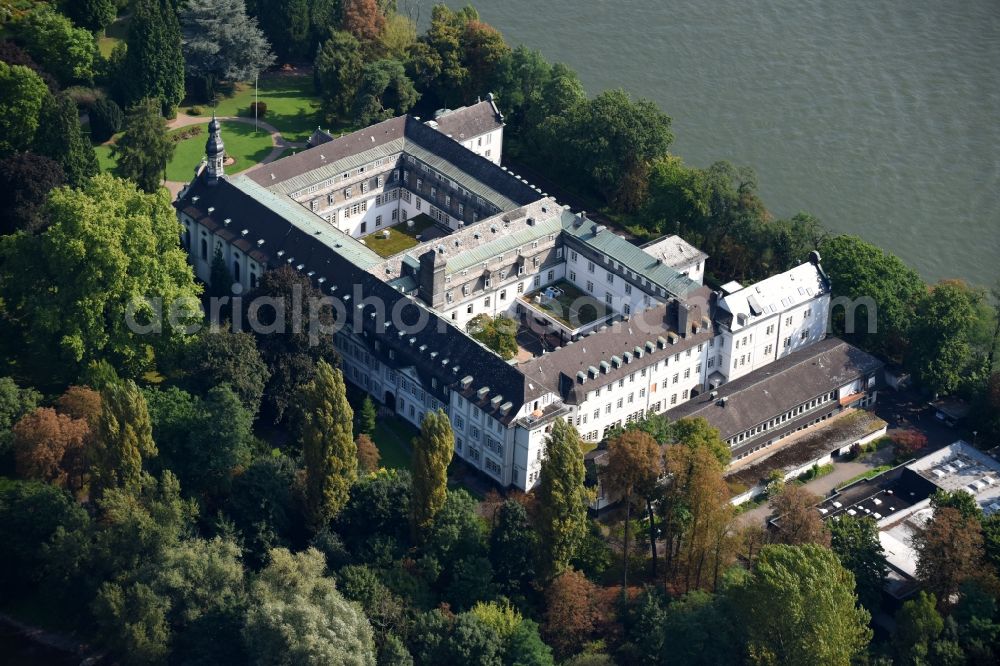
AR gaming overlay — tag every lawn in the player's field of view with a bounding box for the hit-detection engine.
[94,121,274,181]
[98,13,130,58]
[523,279,606,328]
[363,214,438,258]
[181,73,328,144]
[373,417,416,471]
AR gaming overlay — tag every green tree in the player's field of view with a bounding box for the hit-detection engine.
[89,98,125,143]
[254,0,311,61]
[731,544,872,666]
[489,499,537,597]
[359,395,377,437]
[17,4,98,85]
[314,30,364,122]
[209,245,235,297]
[181,327,270,417]
[907,280,982,395]
[225,454,298,566]
[912,505,985,609]
[244,547,376,666]
[0,62,49,156]
[92,580,171,664]
[440,611,504,666]
[352,59,419,126]
[670,417,730,466]
[507,618,554,666]
[33,92,100,187]
[180,0,275,97]
[90,380,157,501]
[820,234,926,359]
[893,591,944,664]
[60,0,117,33]
[656,590,741,666]
[460,17,510,101]
[0,174,200,382]
[0,377,41,463]
[113,97,175,193]
[336,468,412,561]
[298,360,356,528]
[829,515,888,612]
[120,0,185,115]
[467,314,518,360]
[536,419,590,577]
[409,408,454,540]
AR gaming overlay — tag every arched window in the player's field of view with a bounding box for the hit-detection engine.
[250,272,257,289]
[200,238,208,260]
[183,228,190,249]
[233,261,241,282]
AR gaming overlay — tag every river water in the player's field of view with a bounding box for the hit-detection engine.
[434,0,1000,285]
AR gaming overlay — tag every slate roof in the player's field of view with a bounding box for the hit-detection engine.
[519,298,716,404]
[665,338,883,440]
[246,115,538,212]
[561,216,699,299]
[428,97,503,142]
[177,174,533,425]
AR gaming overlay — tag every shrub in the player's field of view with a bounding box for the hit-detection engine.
[189,106,203,116]
[89,98,123,143]
[891,430,927,461]
[249,101,267,117]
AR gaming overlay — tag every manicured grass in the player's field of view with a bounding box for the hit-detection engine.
[94,121,273,181]
[363,214,438,257]
[373,417,416,471]
[98,14,130,57]
[181,74,327,143]
[164,120,273,181]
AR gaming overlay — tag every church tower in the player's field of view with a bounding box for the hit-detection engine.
[205,114,225,185]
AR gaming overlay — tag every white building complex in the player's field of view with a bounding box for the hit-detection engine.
[176,105,878,492]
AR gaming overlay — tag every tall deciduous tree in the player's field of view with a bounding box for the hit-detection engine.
[253,0,311,61]
[91,380,157,501]
[298,360,356,528]
[12,407,89,490]
[0,152,65,235]
[341,0,385,42]
[352,59,419,126]
[907,279,982,396]
[17,5,98,85]
[604,430,662,591]
[120,0,185,115]
[829,515,889,612]
[0,174,200,382]
[892,591,944,663]
[0,63,49,157]
[409,408,453,540]
[820,234,926,360]
[536,419,590,577]
[542,568,603,661]
[244,547,376,665]
[731,544,872,666]
[770,484,829,547]
[912,505,985,609]
[180,0,274,95]
[355,434,380,473]
[489,498,537,597]
[113,97,175,193]
[182,327,270,418]
[60,0,117,34]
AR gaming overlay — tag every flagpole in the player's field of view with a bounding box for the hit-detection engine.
[254,74,259,133]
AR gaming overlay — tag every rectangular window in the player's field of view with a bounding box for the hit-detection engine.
[588,261,595,273]
[586,281,594,292]
[375,215,382,226]
[607,272,614,284]
[569,270,576,281]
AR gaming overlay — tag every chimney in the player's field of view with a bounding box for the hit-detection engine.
[677,302,691,337]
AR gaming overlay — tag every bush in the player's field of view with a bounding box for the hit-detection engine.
[189,106,204,116]
[891,430,927,461]
[64,85,101,107]
[250,101,267,117]
[89,98,123,143]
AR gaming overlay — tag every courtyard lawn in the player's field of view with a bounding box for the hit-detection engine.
[181,74,330,144]
[97,14,130,58]
[364,214,438,258]
[523,279,606,328]
[373,417,415,471]
[94,121,274,181]
[164,120,273,181]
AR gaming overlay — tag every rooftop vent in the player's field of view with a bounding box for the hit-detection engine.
[500,402,513,415]
[296,263,305,270]
[207,206,215,214]
[241,229,249,236]
[257,239,265,246]
[594,224,607,235]
[223,218,232,226]
[490,395,502,408]
[657,336,667,349]
[611,356,622,368]
[317,277,326,283]
[577,371,587,384]
[623,351,633,363]
[599,361,611,373]
[477,386,490,400]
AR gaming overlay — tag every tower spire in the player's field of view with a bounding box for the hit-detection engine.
[205,112,225,185]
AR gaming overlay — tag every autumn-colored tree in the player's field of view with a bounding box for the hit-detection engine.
[891,430,928,461]
[537,419,591,577]
[341,0,385,43]
[604,430,662,591]
[297,360,356,528]
[542,568,602,660]
[671,417,730,466]
[660,443,737,592]
[355,434,380,473]
[90,380,157,502]
[12,407,89,491]
[912,505,985,609]
[460,19,510,101]
[56,386,102,425]
[770,483,829,547]
[409,409,454,541]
